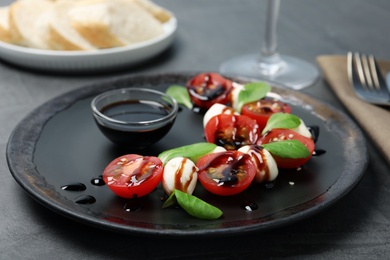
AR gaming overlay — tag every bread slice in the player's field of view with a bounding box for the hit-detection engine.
[0,6,12,43]
[8,0,53,49]
[68,0,164,48]
[46,1,97,50]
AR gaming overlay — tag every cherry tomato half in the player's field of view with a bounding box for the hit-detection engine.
[103,154,163,198]
[257,129,315,169]
[241,99,292,132]
[186,73,233,111]
[204,114,259,150]
[196,151,256,196]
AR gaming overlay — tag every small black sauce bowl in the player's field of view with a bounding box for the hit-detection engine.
[91,88,178,148]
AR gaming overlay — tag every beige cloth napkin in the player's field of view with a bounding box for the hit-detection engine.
[316,55,390,165]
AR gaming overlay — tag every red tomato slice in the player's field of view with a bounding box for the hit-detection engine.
[103,154,163,198]
[196,151,256,196]
[186,73,233,111]
[204,114,259,150]
[257,129,315,169]
[241,99,292,132]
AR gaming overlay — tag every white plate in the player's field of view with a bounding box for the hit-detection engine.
[0,16,177,72]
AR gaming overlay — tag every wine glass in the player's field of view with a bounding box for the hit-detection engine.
[219,0,319,90]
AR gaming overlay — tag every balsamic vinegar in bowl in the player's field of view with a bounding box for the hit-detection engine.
[91,88,178,148]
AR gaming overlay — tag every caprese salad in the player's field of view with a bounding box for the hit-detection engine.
[101,72,320,219]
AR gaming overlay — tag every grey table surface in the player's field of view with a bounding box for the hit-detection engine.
[1,0,390,259]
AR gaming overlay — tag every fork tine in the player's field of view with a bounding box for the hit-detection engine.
[368,55,380,91]
[368,55,388,95]
[348,51,390,105]
[354,52,367,90]
[347,51,354,85]
[361,54,374,90]
[348,52,366,94]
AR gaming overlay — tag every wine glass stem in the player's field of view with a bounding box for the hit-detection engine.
[262,0,280,57]
[258,0,283,75]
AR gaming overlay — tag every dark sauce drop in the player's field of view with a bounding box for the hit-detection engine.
[61,183,86,191]
[124,201,144,212]
[241,201,259,211]
[192,106,202,114]
[307,125,327,156]
[91,176,105,186]
[307,125,320,143]
[97,100,175,147]
[74,195,96,204]
[313,149,326,156]
[265,181,275,189]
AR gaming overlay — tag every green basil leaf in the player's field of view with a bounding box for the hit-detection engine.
[235,82,271,112]
[261,113,301,135]
[162,191,177,208]
[158,142,217,165]
[166,85,193,109]
[173,190,223,220]
[262,140,310,158]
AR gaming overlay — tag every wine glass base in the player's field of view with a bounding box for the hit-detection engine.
[220,53,320,90]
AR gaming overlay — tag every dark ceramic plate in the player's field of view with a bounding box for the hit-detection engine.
[6,73,367,237]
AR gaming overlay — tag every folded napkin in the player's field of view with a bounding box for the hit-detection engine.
[316,55,390,165]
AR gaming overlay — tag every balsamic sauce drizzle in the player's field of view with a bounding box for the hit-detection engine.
[60,120,326,212]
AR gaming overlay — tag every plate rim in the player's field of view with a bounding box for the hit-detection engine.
[6,72,368,237]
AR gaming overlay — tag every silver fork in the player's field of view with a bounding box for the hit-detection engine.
[347,51,390,106]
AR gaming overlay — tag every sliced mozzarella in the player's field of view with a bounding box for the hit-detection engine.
[291,119,312,139]
[162,157,198,195]
[238,145,279,183]
[211,146,227,153]
[203,103,238,127]
[230,82,243,111]
[265,91,283,100]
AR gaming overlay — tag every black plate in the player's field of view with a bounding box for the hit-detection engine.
[6,73,367,237]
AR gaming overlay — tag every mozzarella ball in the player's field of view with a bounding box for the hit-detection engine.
[292,119,312,139]
[162,157,198,195]
[238,145,279,183]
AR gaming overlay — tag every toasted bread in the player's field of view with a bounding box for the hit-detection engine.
[69,0,164,48]
[0,6,11,43]
[8,0,53,49]
[47,1,97,50]
[0,0,170,50]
